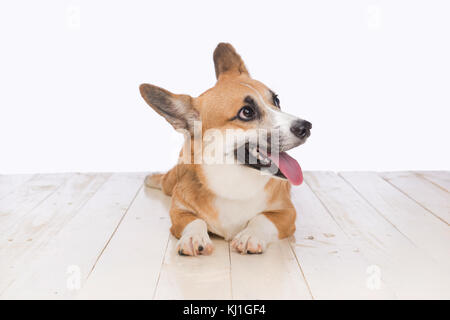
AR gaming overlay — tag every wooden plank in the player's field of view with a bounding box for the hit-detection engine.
[0,174,34,199]
[290,182,395,299]
[0,173,110,295]
[305,172,450,299]
[77,187,171,299]
[1,173,145,299]
[341,172,450,266]
[0,174,70,235]
[154,235,231,300]
[381,172,450,224]
[2,171,448,299]
[230,238,312,300]
[416,171,450,193]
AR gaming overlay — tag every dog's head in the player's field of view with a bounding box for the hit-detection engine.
[140,43,311,185]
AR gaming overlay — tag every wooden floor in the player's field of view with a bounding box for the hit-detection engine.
[0,171,449,300]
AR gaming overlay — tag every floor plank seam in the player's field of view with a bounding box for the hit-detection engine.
[152,232,171,300]
[15,174,73,222]
[85,183,144,281]
[3,172,449,299]
[0,279,15,297]
[302,178,353,241]
[338,173,418,248]
[0,174,112,298]
[287,240,314,300]
[302,175,414,298]
[415,172,450,194]
[63,173,114,227]
[380,175,449,226]
[228,242,233,300]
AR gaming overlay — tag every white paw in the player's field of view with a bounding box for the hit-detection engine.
[231,229,267,254]
[176,219,214,256]
[231,215,278,254]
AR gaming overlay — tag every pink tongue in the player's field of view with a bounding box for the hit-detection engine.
[269,152,303,185]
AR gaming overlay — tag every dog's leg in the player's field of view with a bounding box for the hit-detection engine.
[231,207,296,254]
[170,206,214,256]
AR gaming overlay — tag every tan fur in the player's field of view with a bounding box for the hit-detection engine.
[168,165,219,238]
[142,43,300,254]
[263,179,296,238]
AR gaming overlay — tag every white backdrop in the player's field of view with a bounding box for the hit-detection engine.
[1,0,449,174]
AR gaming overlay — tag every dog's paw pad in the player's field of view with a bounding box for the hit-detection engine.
[176,234,214,256]
[231,231,266,254]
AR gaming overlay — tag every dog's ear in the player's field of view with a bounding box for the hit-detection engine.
[139,84,199,133]
[213,43,249,79]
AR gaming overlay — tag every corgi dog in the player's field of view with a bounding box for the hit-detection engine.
[140,43,311,256]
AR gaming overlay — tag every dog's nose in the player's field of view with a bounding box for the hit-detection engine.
[290,120,312,139]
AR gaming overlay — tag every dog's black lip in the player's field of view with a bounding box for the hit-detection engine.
[244,162,287,180]
[235,143,288,180]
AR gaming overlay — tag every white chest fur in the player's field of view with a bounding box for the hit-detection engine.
[202,164,270,240]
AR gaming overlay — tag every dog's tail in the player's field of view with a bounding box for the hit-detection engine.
[144,167,178,196]
[144,172,164,190]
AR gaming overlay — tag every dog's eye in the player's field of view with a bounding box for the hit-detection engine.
[273,94,280,108]
[237,106,256,121]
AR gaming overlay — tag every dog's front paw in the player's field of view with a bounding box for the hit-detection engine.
[176,219,214,256]
[176,234,214,256]
[231,229,267,254]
